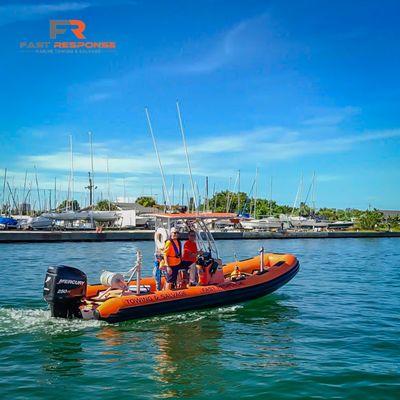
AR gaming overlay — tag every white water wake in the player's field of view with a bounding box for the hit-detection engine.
[0,307,103,336]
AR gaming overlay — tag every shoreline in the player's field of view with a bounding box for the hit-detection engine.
[0,230,399,243]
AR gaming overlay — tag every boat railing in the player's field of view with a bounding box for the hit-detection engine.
[125,250,143,295]
[259,246,265,272]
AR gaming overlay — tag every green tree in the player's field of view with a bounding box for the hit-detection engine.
[253,199,292,218]
[356,209,384,230]
[207,191,249,213]
[136,196,156,208]
[95,200,118,211]
[57,199,80,211]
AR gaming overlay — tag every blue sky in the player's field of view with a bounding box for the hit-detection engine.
[0,0,399,209]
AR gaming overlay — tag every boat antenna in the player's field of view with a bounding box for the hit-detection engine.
[145,107,171,208]
[176,101,198,211]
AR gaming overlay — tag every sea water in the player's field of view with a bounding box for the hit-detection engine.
[0,238,399,399]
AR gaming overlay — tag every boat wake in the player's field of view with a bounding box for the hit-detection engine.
[0,303,245,335]
[0,307,103,336]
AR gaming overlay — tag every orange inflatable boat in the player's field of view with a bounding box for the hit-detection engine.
[43,252,299,323]
[43,213,299,323]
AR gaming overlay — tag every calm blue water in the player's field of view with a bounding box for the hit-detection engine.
[0,238,399,399]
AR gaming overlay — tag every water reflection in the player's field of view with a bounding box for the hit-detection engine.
[217,296,300,371]
[231,294,299,325]
[152,316,224,399]
[41,332,84,377]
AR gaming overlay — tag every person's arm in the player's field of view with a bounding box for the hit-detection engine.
[195,243,203,256]
[185,242,198,258]
[163,241,170,267]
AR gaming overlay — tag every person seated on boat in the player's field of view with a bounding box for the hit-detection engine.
[163,227,182,290]
[181,230,202,286]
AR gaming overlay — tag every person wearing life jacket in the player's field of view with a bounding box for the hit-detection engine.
[163,227,182,290]
[181,230,202,286]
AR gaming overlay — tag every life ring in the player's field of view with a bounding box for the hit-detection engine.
[154,227,168,250]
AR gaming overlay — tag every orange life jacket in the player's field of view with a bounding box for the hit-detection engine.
[163,239,182,267]
[197,264,211,286]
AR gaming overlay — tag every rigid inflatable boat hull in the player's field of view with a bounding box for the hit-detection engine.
[93,258,299,323]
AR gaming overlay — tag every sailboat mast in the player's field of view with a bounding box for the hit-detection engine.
[54,177,57,210]
[145,107,171,208]
[237,169,241,214]
[176,101,198,211]
[171,175,175,206]
[34,166,41,212]
[213,184,218,211]
[88,131,95,208]
[107,157,111,211]
[2,168,7,212]
[205,176,209,211]
[254,167,258,218]
[291,174,301,216]
[298,173,303,215]
[22,170,27,210]
[269,176,273,216]
[69,135,74,211]
[312,171,316,213]
[123,176,126,202]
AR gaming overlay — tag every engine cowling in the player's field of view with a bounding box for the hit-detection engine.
[43,265,87,318]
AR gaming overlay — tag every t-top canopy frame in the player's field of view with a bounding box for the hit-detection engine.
[154,213,236,259]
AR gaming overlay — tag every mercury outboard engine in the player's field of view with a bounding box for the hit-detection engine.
[43,265,87,318]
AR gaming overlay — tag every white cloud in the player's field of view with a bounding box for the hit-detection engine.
[21,127,400,178]
[5,126,400,207]
[86,92,111,103]
[159,13,293,75]
[302,106,361,127]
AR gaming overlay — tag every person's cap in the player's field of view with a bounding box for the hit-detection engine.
[170,227,178,233]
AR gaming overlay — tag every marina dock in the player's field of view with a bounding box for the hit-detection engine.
[0,230,399,243]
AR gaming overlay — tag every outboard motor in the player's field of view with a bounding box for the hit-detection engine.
[43,265,87,318]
